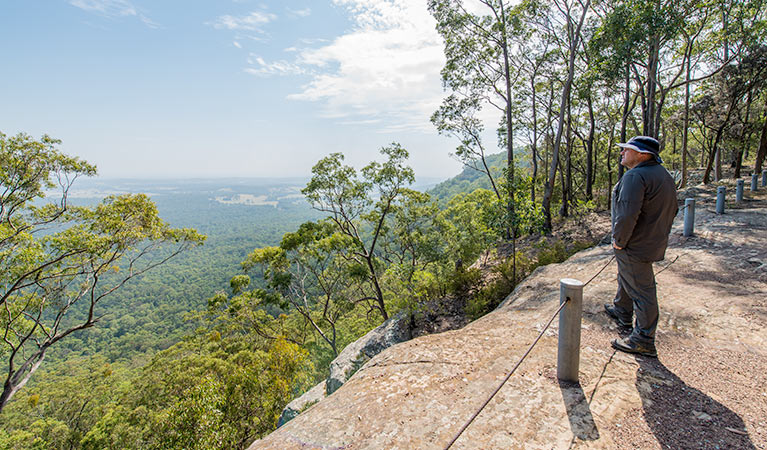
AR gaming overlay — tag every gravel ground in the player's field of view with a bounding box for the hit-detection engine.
[584,327,767,450]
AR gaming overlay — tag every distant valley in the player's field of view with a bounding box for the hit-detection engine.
[47,175,444,364]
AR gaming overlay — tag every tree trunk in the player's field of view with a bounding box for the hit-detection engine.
[560,103,572,219]
[364,253,388,321]
[531,76,539,205]
[586,93,595,199]
[499,0,516,282]
[607,126,614,209]
[755,102,767,173]
[714,8,729,182]
[715,145,722,181]
[644,35,660,137]
[735,89,753,179]
[672,132,677,171]
[1,349,47,414]
[566,101,573,212]
[559,155,568,218]
[682,46,691,187]
[542,0,590,231]
[703,98,737,184]
[619,62,630,180]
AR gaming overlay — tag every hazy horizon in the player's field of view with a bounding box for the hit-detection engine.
[0,1,505,179]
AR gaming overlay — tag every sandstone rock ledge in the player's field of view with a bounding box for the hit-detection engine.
[249,191,767,450]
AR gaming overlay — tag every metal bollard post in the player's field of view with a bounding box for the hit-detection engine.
[762,170,766,187]
[683,198,695,236]
[557,278,583,383]
[752,174,759,192]
[736,179,744,202]
[716,186,725,214]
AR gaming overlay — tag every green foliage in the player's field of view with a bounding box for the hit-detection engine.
[70,326,311,450]
[143,339,310,450]
[464,238,592,320]
[300,144,418,321]
[438,188,504,263]
[500,169,545,234]
[464,261,516,321]
[6,0,767,447]
[46,183,321,365]
[298,399,319,413]
[0,132,97,203]
[0,355,132,450]
[0,132,204,412]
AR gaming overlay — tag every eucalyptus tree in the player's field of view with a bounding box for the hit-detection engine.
[756,110,767,173]
[597,89,623,207]
[655,0,766,182]
[698,46,767,183]
[536,0,592,231]
[569,9,605,204]
[429,0,524,242]
[516,20,556,206]
[301,144,415,321]
[718,0,767,177]
[0,132,204,413]
[589,0,639,181]
[210,221,353,357]
[677,1,716,186]
[592,0,751,143]
[431,96,503,200]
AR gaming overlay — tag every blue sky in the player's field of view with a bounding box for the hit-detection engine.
[0,0,468,179]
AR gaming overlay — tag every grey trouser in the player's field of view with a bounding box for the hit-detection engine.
[612,249,658,344]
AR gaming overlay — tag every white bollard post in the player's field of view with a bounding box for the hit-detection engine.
[736,179,744,203]
[716,186,726,215]
[762,170,766,187]
[683,198,695,236]
[557,278,584,383]
[751,174,759,192]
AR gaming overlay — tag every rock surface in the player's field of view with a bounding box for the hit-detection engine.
[326,311,411,395]
[277,380,327,427]
[249,183,767,450]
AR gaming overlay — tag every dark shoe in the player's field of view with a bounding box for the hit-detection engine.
[611,337,657,358]
[604,304,632,329]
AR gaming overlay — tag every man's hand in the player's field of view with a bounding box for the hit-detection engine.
[612,240,623,250]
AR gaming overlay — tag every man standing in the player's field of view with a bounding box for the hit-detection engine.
[605,136,678,357]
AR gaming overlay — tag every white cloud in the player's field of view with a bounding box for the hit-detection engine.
[210,11,277,32]
[245,56,306,76]
[69,0,158,27]
[70,0,135,16]
[298,38,330,45]
[287,7,312,18]
[233,41,242,49]
[284,0,447,133]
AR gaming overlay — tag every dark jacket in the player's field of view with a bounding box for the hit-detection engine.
[611,160,678,262]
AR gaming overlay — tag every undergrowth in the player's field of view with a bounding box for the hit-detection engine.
[464,239,593,320]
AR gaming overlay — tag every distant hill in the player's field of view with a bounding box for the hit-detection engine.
[428,151,507,201]
[428,148,535,201]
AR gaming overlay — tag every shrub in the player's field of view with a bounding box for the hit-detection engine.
[464,238,592,320]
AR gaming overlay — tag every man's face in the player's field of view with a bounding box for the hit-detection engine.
[620,147,649,169]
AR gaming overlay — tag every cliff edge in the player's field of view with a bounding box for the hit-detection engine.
[249,183,767,450]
